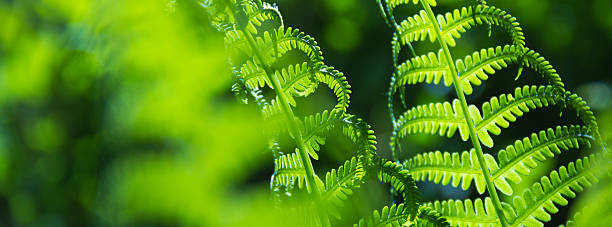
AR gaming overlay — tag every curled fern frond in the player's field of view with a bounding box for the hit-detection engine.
[315,66,352,112]
[403,149,488,194]
[519,49,565,90]
[395,5,524,48]
[489,125,593,195]
[560,92,599,134]
[240,59,271,89]
[298,110,375,160]
[244,2,283,35]
[272,151,308,191]
[353,203,414,227]
[425,197,501,227]
[505,154,601,227]
[258,27,324,66]
[321,156,366,219]
[374,158,421,218]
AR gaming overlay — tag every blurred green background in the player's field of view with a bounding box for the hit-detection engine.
[0,0,610,226]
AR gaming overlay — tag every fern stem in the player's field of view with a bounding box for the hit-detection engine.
[243,30,332,227]
[222,1,329,225]
[418,2,509,227]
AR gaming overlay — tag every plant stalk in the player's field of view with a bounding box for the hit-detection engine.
[235,12,331,227]
[418,1,509,226]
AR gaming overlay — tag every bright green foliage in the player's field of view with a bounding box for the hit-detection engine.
[354,203,414,227]
[394,6,524,48]
[414,206,451,227]
[379,0,608,226]
[425,197,501,226]
[374,158,421,218]
[392,85,586,149]
[404,149,487,194]
[207,0,421,225]
[273,151,308,191]
[505,155,602,227]
[404,125,594,196]
[489,125,593,195]
[322,157,365,218]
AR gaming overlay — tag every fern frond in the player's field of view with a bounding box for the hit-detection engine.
[262,97,284,121]
[240,64,349,112]
[561,92,599,134]
[244,2,283,35]
[392,45,561,97]
[353,203,414,227]
[321,157,365,218]
[271,151,308,191]
[375,158,421,218]
[391,99,468,152]
[456,45,521,95]
[489,125,593,195]
[403,149,488,194]
[519,49,564,90]
[425,197,501,227]
[395,5,524,48]
[258,27,324,67]
[470,85,559,147]
[387,0,438,11]
[241,59,271,90]
[314,66,352,112]
[505,155,601,227]
[298,110,375,160]
[403,126,595,196]
[392,85,574,156]
[391,49,452,89]
[278,62,317,97]
[341,115,378,159]
[415,206,451,227]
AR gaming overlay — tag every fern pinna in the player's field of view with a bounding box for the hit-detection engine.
[203,0,425,226]
[378,0,608,226]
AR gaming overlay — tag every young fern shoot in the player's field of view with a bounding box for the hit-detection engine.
[379,0,608,226]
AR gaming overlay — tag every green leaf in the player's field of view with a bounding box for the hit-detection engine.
[271,151,308,192]
[298,110,376,160]
[353,203,414,227]
[414,206,450,227]
[520,49,564,91]
[425,198,501,227]
[395,5,524,48]
[489,125,593,195]
[390,49,452,90]
[314,66,352,112]
[472,85,560,147]
[505,155,602,227]
[375,158,421,219]
[321,157,366,219]
[386,0,437,14]
[391,99,467,153]
[403,149,487,194]
[456,45,522,95]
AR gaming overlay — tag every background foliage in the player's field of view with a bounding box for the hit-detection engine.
[0,0,610,226]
